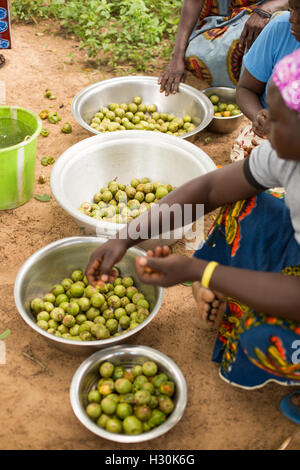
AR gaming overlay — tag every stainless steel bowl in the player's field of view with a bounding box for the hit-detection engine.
[14,237,165,354]
[50,131,216,249]
[202,87,244,134]
[70,345,188,443]
[72,76,214,141]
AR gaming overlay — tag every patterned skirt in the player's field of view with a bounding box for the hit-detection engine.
[185,0,282,87]
[193,192,300,389]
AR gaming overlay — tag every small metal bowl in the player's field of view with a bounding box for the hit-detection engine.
[70,345,188,443]
[71,76,214,141]
[202,87,244,134]
[14,237,165,355]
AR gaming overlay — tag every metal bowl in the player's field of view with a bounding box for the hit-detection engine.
[202,87,244,134]
[72,76,214,141]
[70,345,188,443]
[50,131,216,250]
[14,237,165,355]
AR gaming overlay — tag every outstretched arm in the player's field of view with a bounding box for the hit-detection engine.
[135,253,300,323]
[159,0,204,95]
[86,161,260,284]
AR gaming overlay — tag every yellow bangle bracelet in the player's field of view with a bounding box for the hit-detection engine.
[201,261,219,289]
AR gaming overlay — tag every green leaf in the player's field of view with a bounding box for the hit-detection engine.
[0,329,11,340]
[34,194,51,202]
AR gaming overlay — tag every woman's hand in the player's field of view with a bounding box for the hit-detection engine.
[252,109,269,138]
[158,56,186,96]
[135,252,202,287]
[85,238,129,286]
[239,12,270,50]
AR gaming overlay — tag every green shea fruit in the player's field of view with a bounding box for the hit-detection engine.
[76,313,87,324]
[37,311,50,322]
[159,381,175,397]
[71,270,83,282]
[43,302,54,313]
[112,366,125,381]
[67,302,80,316]
[88,389,101,403]
[119,315,130,329]
[134,404,152,422]
[99,361,114,378]
[106,318,118,333]
[37,319,48,330]
[116,403,133,420]
[101,396,117,415]
[105,418,123,434]
[70,282,85,298]
[43,293,56,304]
[97,413,110,428]
[86,402,102,419]
[114,378,132,394]
[123,416,143,435]
[98,379,114,395]
[51,285,65,297]
[133,375,149,390]
[62,315,76,328]
[148,409,166,428]
[90,293,105,308]
[159,396,174,414]
[142,361,158,377]
[86,307,100,321]
[50,307,65,322]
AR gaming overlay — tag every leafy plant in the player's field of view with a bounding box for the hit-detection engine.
[11,0,182,70]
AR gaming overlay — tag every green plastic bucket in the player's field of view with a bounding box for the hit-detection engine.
[0,106,42,210]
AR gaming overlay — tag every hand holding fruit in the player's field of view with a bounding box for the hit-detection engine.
[86,238,129,286]
[135,247,200,287]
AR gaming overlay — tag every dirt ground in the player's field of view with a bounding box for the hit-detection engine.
[0,23,299,451]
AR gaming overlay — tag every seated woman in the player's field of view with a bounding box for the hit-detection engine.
[236,1,299,139]
[86,49,300,395]
[159,0,288,95]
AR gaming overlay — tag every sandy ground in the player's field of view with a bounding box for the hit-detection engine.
[0,23,299,451]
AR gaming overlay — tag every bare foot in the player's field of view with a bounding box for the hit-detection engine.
[192,281,226,330]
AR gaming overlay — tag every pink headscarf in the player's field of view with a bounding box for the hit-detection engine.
[272,48,300,116]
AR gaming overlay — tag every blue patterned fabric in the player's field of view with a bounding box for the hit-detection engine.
[194,193,300,389]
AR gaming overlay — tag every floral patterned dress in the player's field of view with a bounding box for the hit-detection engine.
[185,0,281,87]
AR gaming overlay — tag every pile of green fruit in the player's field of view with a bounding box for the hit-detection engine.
[31,269,151,341]
[209,94,242,117]
[79,177,175,224]
[89,96,197,136]
[85,360,175,435]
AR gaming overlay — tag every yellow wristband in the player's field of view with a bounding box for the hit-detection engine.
[201,261,219,289]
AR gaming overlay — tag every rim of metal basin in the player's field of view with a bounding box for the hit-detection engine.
[70,344,188,443]
[50,131,217,238]
[14,236,165,348]
[71,76,214,139]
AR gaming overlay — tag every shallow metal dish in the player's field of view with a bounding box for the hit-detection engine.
[70,345,188,443]
[72,76,214,141]
[14,237,165,355]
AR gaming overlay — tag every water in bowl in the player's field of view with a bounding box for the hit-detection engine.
[0,118,34,149]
